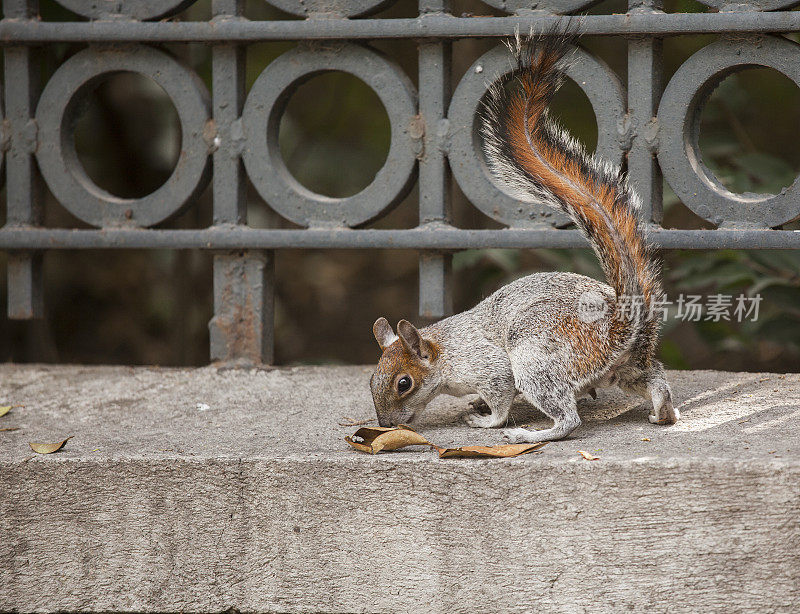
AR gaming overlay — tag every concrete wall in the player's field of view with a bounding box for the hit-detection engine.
[2,365,799,613]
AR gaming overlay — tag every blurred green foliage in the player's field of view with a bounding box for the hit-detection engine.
[1,0,799,372]
[698,71,800,195]
[670,250,800,358]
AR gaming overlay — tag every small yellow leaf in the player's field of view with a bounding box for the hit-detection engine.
[435,442,546,459]
[29,436,73,454]
[641,438,651,442]
[345,425,430,454]
[578,450,599,461]
[0,406,11,418]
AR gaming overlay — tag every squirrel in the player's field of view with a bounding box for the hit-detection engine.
[369,31,679,443]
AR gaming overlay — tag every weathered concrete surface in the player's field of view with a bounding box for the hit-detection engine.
[1,364,798,613]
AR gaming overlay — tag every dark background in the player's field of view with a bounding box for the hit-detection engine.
[1,0,799,371]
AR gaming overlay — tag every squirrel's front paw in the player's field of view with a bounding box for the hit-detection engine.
[463,411,503,428]
[468,398,491,415]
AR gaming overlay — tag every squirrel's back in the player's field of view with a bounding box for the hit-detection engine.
[468,271,616,381]
[481,30,662,368]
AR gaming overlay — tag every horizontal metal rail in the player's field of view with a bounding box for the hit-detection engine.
[1,227,798,250]
[2,12,800,45]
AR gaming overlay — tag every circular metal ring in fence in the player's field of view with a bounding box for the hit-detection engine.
[35,46,212,228]
[478,0,601,15]
[448,44,626,228]
[241,44,417,228]
[658,36,800,229]
[695,0,800,12]
[264,0,397,18]
[54,0,196,20]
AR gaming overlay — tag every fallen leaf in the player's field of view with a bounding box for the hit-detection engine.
[0,427,20,432]
[29,436,73,454]
[578,450,599,461]
[641,437,651,441]
[0,406,11,418]
[345,426,549,459]
[345,425,430,454]
[435,442,546,458]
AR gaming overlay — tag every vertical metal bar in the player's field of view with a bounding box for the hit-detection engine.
[627,0,664,225]
[209,250,274,365]
[211,0,246,227]
[4,0,43,319]
[209,0,275,364]
[418,0,453,319]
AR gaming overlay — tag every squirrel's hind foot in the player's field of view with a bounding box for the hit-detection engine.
[649,400,680,425]
[646,373,679,425]
[502,420,579,443]
[503,427,541,443]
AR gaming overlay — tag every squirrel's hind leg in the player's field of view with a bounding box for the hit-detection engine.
[645,367,679,425]
[502,361,581,442]
[620,361,679,425]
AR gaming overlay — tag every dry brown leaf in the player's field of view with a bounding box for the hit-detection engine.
[29,436,73,454]
[0,427,19,432]
[0,406,11,418]
[578,450,599,461]
[641,437,651,442]
[435,442,546,459]
[345,425,430,454]
[345,426,550,459]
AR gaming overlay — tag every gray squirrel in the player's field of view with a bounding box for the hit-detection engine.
[369,32,679,442]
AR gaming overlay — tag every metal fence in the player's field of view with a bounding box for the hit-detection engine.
[1,0,800,365]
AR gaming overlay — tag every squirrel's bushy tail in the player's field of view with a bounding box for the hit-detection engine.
[482,29,661,354]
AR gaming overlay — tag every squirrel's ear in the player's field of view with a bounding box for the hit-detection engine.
[373,317,398,350]
[397,319,429,360]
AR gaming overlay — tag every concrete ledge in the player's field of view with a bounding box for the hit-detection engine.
[1,365,799,613]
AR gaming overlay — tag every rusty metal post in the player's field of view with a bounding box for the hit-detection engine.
[4,0,43,319]
[209,0,275,365]
[210,249,274,365]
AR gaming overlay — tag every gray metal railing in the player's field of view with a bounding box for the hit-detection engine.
[2,0,800,365]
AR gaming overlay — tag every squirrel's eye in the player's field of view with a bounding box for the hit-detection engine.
[397,376,412,394]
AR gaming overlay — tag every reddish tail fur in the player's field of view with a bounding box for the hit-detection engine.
[482,30,662,355]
